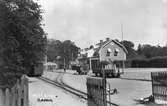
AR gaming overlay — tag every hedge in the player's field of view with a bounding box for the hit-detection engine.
[129,56,167,68]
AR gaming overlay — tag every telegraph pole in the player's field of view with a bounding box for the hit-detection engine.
[121,23,125,74]
[121,23,123,42]
[63,50,66,72]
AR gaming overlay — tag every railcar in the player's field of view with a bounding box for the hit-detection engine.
[28,62,44,77]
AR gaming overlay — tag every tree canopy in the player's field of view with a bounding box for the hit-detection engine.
[47,39,80,67]
[120,40,167,60]
[0,0,46,85]
[136,44,167,58]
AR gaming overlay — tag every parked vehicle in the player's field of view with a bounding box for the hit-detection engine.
[91,59,121,78]
[70,60,89,75]
[28,62,44,77]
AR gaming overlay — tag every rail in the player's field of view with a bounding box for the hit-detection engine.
[38,74,120,106]
[38,76,87,99]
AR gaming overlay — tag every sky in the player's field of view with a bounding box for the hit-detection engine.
[37,0,167,48]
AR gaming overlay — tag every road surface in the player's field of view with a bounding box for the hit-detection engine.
[43,68,167,106]
[28,77,86,106]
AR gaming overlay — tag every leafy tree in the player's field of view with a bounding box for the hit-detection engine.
[47,39,80,68]
[61,40,79,65]
[47,39,62,61]
[137,44,142,55]
[0,0,46,85]
[136,44,167,58]
[121,40,134,49]
[120,40,138,59]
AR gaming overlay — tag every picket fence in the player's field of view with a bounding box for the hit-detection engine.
[0,75,29,106]
[151,71,167,104]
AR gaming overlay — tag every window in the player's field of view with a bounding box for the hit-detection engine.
[114,48,119,56]
[106,48,112,56]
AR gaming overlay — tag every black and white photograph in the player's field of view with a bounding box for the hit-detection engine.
[0,0,167,106]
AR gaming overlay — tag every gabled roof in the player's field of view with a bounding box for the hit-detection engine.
[79,39,128,58]
[101,40,128,54]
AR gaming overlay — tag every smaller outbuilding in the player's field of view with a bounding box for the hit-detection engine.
[44,62,58,71]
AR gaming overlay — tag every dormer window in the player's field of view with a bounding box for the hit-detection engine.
[114,48,119,56]
[106,48,112,56]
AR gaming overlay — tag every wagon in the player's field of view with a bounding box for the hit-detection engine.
[70,59,89,75]
[91,58,121,78]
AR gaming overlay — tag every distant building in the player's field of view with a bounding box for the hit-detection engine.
[44,62,58,71]
[78,37,128,62]
[77,38,128,76]
[94,38,128,62]
[77,38,128,70]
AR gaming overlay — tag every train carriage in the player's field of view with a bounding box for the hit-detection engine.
[28,62,44,77]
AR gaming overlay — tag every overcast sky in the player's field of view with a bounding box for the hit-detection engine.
[37,0,167,48]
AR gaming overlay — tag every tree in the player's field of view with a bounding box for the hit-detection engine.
[121,40,134,49]
[120,40,138,59]
[136,44,167,58]
[137,44,142,55]
[0,0,46,85]
[61,40,79,65]
[47,39,80,68]
[47,39,62,61]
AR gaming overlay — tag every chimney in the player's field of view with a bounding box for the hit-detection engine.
[106,38,110,41]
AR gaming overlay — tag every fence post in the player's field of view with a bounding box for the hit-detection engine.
[5,88,10,106]
[0,88,5,106]
[87,77,107,106]
[102,64,107,106]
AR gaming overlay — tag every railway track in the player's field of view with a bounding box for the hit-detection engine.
[38,73,120,106]
[38,75,87,100]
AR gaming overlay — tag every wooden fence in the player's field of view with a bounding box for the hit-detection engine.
[151,71,167,104]
[0,75,29,106]
[87,77,107,106]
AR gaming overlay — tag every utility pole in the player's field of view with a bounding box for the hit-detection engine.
[63,49,66,72]
[121,23,123,42]
[64,58,66,71]
[121,23,125,74]
[89,58,92,71]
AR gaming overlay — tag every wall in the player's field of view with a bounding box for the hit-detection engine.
[0,75,29,106]
[99,41,126,62]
